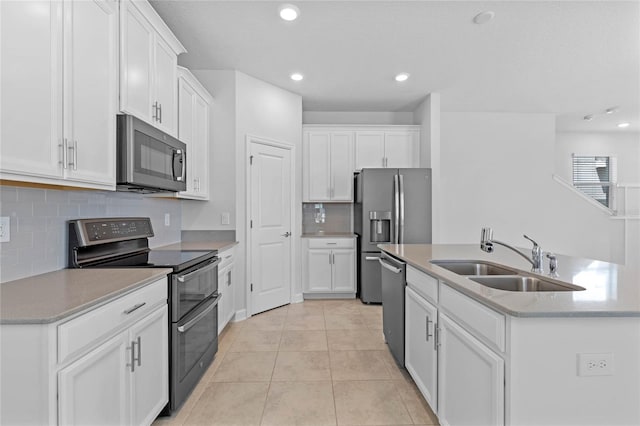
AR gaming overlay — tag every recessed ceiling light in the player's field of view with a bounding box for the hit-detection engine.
[617,122,630,128]
[583,114,594,121]
[290,73,304,81]
[395,73,410,82]
[279,4,300,21]
[473,11,495,25]
[605,107,619,114]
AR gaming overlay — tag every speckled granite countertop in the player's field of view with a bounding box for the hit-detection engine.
[301,233,357,238]
[155,240,238,252]
[0,269,171,324]
[378,244,640,317]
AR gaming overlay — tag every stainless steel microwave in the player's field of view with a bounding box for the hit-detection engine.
[116,114,187,193]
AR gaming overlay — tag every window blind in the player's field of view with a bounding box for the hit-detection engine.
[572,155,617,208]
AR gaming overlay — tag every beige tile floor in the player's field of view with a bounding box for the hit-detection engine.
[153,298,439,426]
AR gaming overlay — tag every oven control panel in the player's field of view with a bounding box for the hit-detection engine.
[70,218,154,246]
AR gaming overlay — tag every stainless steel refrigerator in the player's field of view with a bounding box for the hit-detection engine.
[354,168,432,303]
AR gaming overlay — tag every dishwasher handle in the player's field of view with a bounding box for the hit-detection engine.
[379,257,403,274]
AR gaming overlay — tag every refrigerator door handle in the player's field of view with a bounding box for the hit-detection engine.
[393,174,400,244]
[399,174,405,244]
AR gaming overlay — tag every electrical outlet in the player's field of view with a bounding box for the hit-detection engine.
[0,216,10,242]
[578,353,614,376]
[164,213,171,227]
[221,212,230,225]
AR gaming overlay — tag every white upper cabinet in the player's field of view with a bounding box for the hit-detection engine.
[0,0,117,190]
[64,0,117,186]
[303,130,354,202]
[177,67,212,200]
[120,0,185,137]
[354,128,419,169]
[384,131,419,168]
[353,132,385,168]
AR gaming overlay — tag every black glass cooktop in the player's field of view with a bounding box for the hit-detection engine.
[90,249,216,272]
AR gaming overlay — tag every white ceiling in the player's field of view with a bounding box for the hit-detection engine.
[150,0,640,132]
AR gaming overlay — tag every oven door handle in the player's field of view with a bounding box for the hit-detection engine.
[177,258,221,282]
[177,294,221,333]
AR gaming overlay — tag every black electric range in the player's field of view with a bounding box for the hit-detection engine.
[68,217,220,414]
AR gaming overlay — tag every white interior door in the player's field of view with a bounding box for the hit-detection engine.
[250,141,292,314]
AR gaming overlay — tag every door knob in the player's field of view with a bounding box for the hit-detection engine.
[281,232,291,237]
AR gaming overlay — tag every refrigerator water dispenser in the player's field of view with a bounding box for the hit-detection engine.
[369,211,391,243]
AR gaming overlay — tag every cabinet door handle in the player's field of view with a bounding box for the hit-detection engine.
[73,140,78,171]
[135,336,141,367]
[123,302,146,315]
[425,315,433,341]
[158,103,162,123]
[434,325,440,350]
[127,341,136,373]
[329,253,332,264]
[60,139,68,169]
[67,141,75,169]
[152,102,158,121]
[227,270,232,286]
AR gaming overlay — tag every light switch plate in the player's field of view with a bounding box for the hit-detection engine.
[221,212,230,225]
[164,213,171,227]
[0,216,10,242]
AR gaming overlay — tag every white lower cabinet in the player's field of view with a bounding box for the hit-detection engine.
[404,269,505,426]
[60,298,169,426]
[218,247,236,333]
[437,312,504,426]
[405,287,438,410]
[58,332,130,426]
[303,238,356,296]
[0,277,168,426]
[129,306,169,426]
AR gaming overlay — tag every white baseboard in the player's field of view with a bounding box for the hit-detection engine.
[292,293,304,304]
[233,309,247,322]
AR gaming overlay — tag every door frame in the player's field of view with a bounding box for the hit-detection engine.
[245,134,296,317]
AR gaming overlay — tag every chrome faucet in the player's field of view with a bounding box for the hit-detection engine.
[480,227,544,273]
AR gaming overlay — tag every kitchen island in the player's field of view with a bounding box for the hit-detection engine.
[379,243,640,426]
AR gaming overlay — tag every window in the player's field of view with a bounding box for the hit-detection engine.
[572,155,617,209]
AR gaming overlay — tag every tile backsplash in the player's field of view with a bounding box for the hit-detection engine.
[302,203,352,234]
[0,185,181,282]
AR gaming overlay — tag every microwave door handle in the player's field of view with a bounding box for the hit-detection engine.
[173,149,185,182]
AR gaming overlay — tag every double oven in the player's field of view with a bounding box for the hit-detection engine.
[68,217,219,412]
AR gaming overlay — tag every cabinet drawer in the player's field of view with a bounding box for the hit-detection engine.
[439,283,505,352]
[308,238,354,249]
[218,247,235,270]
[58,277,167,363]
[406,265,438,303]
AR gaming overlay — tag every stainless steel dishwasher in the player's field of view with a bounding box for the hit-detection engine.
[379,251,406,366]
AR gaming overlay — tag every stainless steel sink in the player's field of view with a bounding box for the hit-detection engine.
[431,260,519,276]
[469,276,585,292]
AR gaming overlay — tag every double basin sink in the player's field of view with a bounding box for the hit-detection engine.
[430,260,585,292]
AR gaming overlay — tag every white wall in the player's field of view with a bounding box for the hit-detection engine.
[181,70,237,231]
[303,111,413,125]
[413,93,442,242]
[236,72,303,314]
[555,131,640,183]
[182,71,303,317]
[439,112,626,264]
